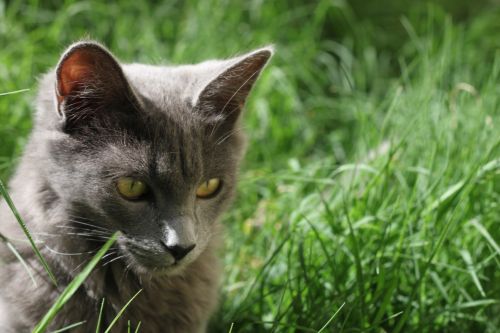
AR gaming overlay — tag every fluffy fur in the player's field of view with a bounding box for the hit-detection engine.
[0,41,272,332]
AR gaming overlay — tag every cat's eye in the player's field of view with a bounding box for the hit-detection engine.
[116,177,148,200]
[196,178,221,198]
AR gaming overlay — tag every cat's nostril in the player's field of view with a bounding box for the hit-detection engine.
[165,243,196,262]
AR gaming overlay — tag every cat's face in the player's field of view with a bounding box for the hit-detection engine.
[40,41,272,275]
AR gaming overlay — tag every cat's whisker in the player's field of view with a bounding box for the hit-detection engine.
[65,213,104,224]
[65,217,112,232]
[44,232,112,244]
[65,214,95,222]
[55,225,111,237]
[30,231,62,238]
[56,224,103,233]
[44,244,98,256]
[66,221,110,232]
[100,251,118,262]
[215,125,247,145]
[55,228,110,238]
[120,261,134,286]
[71,258,92,274]
[102,254,126,267]
[59,233,112,242]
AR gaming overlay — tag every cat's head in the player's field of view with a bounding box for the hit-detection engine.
[37,41,272,275]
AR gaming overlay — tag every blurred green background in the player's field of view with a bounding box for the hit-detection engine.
[1,0,499,332]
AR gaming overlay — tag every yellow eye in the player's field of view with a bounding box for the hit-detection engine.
[116,177,148,200]
[196,178,221,198]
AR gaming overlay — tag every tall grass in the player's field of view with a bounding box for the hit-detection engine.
[0,0,499,332]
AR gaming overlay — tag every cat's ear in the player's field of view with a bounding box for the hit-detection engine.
[194,46,273,127]
[55,41,135,127]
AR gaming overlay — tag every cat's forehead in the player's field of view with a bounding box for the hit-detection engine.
[122,62,222,114]
[124,65,188,104]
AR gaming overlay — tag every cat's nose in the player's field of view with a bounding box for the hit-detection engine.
[165,243,196,262]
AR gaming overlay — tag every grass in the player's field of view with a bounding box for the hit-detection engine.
[0,179,58,286]
[33,233,118,333]
[1,0,499,332]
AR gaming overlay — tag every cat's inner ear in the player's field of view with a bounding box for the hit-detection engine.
[55,41,135,126]
[195,47,273,128]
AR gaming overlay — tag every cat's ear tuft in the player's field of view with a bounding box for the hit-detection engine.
[55,41,135,125]
[195,46,274,126]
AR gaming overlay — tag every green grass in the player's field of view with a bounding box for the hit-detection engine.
[1,0,499,332]
[33,233,118,333]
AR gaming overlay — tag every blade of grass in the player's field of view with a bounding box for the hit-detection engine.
[371,276,398,326]
[234,232,292,315]
[469,218,500,256]
[0,88,30,96]
[423,180,465,214]
[459,249,486,297]
[0,179,58,286]
[5,240,37,286]
[453,299,499,309]
[269,278,292,333]
[32,232,118,333]
[95,298,106,333]
[317,302,345,333]
[0,232,37,286]
[133,322,141,333]
[103,289,143,333]
[247,320,317,332]
[343,195,367,326]
[49,321,86,333]
[393,188,471,333]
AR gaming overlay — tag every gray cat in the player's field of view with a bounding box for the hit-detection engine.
[0,41,272,332]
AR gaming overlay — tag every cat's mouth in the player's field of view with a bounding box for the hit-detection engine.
[115,234,188,276]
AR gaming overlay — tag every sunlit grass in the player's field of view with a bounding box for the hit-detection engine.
[0,0,499,332]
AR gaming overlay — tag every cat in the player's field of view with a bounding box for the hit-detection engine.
[0,40,272,332]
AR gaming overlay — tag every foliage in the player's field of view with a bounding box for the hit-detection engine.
[0,0,499,332]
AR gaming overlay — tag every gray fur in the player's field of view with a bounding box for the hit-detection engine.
[0,41,272,332]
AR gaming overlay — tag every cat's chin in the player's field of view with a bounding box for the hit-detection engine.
[140,264,186,277]
[118,246,191,277]
[126,257,188,277]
